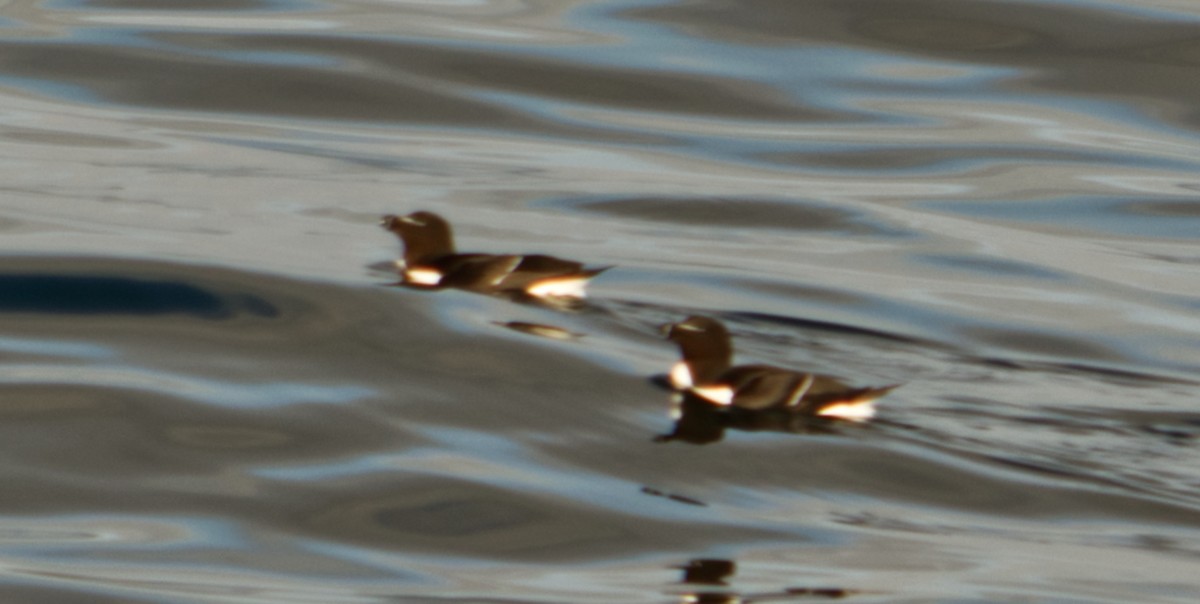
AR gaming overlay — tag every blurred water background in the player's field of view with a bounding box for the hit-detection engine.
[1,0,1200,602]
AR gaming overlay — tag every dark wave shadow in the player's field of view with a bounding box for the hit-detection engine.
[0,273,277,318]
[548,195,911,237]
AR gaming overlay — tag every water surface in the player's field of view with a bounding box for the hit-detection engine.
[1,0,1199,602]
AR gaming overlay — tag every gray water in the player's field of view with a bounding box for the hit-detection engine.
[2,0,1200,602]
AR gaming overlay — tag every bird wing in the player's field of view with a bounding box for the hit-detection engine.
[721,365,807,410]
[493,254,586,290]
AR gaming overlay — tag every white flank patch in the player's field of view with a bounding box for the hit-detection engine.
[526,275,588,299]
[405,267,443,286]
[669,361,693,389]
[691,384,734,406]
[815,400,877,422]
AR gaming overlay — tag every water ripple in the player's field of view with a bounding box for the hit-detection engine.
[0,0,1199,600]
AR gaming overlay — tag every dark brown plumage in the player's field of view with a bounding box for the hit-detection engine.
[380,211,608,301]
[663,315,897,420]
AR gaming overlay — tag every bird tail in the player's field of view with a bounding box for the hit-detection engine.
[849,383,901,402]
[579,265,613,279]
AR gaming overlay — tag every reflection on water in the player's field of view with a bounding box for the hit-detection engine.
[656,393,842,445]
[671,558,853,603]
[494,320,583,341]
[1,0,1200,601]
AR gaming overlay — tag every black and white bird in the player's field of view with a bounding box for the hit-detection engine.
[662,315,897,421]
[380,211,608,302]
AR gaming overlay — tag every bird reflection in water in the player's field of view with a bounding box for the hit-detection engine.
[492,320,583,340]
[671,558,854,603]
[379,211,609,308]
[655,392,840,444]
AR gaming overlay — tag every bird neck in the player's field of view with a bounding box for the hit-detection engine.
[678,339,732,384]
[402,224,455,265]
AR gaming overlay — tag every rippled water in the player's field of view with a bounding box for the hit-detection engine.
[2,0,1200,602]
